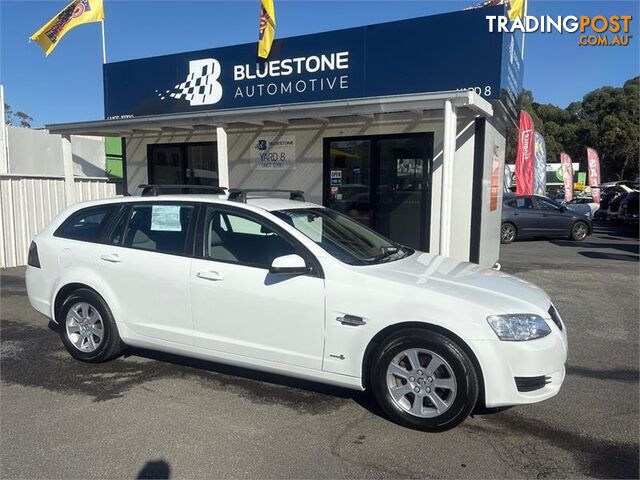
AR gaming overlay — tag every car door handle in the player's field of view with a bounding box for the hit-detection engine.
[197,271,224,281]
[337,315,366,326]
[100,253,122,263]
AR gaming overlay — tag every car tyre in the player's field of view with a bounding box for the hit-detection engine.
[58,288,123,363]
[370,328,479,432]
[501,222,517,244]
[570,221,589,241]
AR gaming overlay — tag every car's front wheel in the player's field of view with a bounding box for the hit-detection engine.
[570,221,589,241]
[370,328,479,431]
[58,288,123,363]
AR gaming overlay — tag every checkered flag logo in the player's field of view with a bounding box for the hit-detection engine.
[159,58,223,106]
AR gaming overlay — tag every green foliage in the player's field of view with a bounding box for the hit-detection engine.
[506,77,639,181]
[4,102,33,128]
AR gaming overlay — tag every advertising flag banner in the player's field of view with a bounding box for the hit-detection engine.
[560,152,574,202]
[508,0,526,20]
[586,147,601,203]
[533,131,547,195]
[30,0,104,56]
[258,0,276,59]
[515,111,534,195]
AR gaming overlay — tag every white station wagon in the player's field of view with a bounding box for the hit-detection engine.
[26,187,568,431]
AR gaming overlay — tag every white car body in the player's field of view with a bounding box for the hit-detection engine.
[26,195,567,410]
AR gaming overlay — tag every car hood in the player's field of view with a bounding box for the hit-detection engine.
[361,252,552,317]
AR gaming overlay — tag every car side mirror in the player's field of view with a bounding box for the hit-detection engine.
[269,254,309,275]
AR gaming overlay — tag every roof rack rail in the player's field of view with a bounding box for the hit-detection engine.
[138,184,227,196]
[228,189,305,203]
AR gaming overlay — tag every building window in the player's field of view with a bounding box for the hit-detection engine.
[148,142,218,187]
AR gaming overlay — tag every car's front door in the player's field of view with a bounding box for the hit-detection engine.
[189,206,325,370]
[97,202,197,344]
[533,197,571,235]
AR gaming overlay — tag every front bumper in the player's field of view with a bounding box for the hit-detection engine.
[470,317,568,408]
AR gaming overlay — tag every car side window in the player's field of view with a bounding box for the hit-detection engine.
[512,198,533,209]
[121,203,194,255]
[54,205,117,242]
[534,198,560,211]
[204,207,297,268]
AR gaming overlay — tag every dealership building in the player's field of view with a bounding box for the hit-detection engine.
[47,6,523,267]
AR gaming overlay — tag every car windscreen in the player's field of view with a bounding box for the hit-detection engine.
[272,208,413,265]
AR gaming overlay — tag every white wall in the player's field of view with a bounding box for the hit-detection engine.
[0,175,116,268]
[125,110,501,266]
[6,127,107,177]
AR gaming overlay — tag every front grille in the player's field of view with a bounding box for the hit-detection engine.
[515,375,551,392]
[548,305,563,331]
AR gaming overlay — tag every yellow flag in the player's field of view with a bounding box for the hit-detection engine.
[30,0,104,56]
[508,0,526,20]
[258,0,276,59]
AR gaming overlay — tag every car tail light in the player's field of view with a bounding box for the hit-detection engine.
[27,241,41,268]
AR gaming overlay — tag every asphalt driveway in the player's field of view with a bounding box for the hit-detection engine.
[1,221,638,479]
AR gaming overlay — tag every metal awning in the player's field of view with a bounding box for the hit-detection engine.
[46,90,493,137]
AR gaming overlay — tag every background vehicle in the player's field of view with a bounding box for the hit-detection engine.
[594,184,637,221]
[564,196,599,219]
[619,191,639,224]
[501,194,592,244]
[26,190,568,432]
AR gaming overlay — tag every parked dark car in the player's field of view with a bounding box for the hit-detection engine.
[619,191,639,224]
[501,194,592,244]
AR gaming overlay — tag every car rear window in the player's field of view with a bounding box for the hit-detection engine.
[54,205,118,242]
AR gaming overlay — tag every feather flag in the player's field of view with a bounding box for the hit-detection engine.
[30,0,104,56]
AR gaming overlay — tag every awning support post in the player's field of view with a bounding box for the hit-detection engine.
[439,100,457,257]
[216,125,229,189]
[61,134,77,206]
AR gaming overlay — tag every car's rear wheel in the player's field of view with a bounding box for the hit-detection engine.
[370,328,479,431]
[58,288,123,363]
[570,221,588,241]
[501,222,517,244]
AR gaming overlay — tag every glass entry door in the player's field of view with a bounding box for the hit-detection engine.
[148,142,218,187]
[324,133,433,251]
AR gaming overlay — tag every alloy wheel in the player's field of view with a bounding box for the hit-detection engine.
[65,302,104,353]
[573,223,588,240]
[501,224,515,243]
[386,348,457,418]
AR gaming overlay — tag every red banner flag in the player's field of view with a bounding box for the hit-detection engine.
[515,111,534,195]
[587,147,601,203]
[560,152,574,202]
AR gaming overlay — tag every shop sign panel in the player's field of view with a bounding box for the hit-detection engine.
[103,6,520,125]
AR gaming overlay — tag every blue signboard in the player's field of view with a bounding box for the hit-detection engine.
[103,6,521,124]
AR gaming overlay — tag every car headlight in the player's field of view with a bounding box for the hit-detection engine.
[486,314,551,341]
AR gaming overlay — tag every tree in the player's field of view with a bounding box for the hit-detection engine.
[4,102,33,128]
[506,77,639,181]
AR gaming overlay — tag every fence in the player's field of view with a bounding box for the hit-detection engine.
[0,174,116,268]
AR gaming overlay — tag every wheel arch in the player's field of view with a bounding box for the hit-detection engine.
[53,282,103,323]
[361,322,486,406]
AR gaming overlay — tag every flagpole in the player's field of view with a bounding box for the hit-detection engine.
[520,0,528,59]
[100,20,107,64]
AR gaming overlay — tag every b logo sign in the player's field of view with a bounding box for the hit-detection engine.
[168,58,223,106]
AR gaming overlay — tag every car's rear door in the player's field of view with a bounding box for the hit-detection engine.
[189,205,325,370]
[96,201,198,345]
[506,197,538,237]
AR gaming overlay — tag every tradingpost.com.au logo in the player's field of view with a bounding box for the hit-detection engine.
[487,14,634,47]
